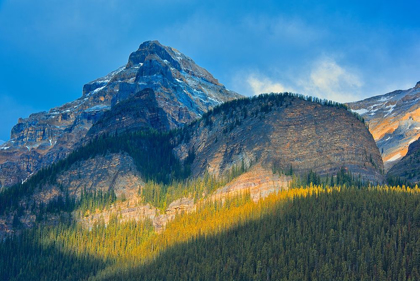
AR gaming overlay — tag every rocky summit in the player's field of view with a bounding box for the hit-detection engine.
[0,41,240,188]
[348,82,420,171]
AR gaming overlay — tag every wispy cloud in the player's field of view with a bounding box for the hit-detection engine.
[300,57,363,102]
[232,57,364,102]
[247,75,290,95]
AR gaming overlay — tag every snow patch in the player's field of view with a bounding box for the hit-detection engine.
[92,86,106,95]
[379,96,392,102]
[84,105,110,112]
[207,96,220,103]
[94,79,110,84]
[384,104,396,117]
[351,108,368,115]
[387,153,402,162]
[22,172,34,184]
[0,146,9,150]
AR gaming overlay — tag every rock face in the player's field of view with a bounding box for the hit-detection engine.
[86,88,171,137]
[175,95,384,183]
[387,137,420,183]
[348,82,420,171]
[0,40,240,188]
[56,153,142,199]
[211,163,291,202]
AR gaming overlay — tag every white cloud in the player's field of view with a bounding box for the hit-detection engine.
[299,57,364,103]
[230,57,364,103]
[247,75,290,95]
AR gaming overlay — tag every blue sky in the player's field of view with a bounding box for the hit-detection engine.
[0,0,420,141]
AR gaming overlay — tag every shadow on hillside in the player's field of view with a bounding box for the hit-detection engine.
[98,189,420,281]
[0,235,108,281]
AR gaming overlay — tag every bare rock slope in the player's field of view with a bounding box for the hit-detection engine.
[176,94,384,183]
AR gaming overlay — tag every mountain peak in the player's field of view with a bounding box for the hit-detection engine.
[0,41,240,188]
[415,81,420,89]
[125,40,221,85]
[127,40,179,69]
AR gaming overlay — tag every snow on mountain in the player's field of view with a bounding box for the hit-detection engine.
[348,81,420,171]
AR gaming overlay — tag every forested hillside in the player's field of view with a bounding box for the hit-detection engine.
[1,185,419,280]
[0,93,410,281]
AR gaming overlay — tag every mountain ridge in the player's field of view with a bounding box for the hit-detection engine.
[347,81,420,171]
[0,40,240,188]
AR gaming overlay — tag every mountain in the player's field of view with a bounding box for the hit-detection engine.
[387,136,420,183]
[0,40,240,188]
[347,81,420,171]
[0,93,385,237]
[0,39,413,280]
[176,94,384,184]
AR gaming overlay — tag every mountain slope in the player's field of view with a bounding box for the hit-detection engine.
[0,41,240,188]
[387,137,420,183]
[348,81,420,171]
[176,94,384,183]
[2,186,419,280]
[0,94,384,237]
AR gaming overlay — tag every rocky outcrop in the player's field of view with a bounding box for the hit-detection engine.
[56,153,142,199]
[175,95,384,183]
[211,164,291,202]
[76,165,290,233]
[348,82,420,171]
[0,40,240,188]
